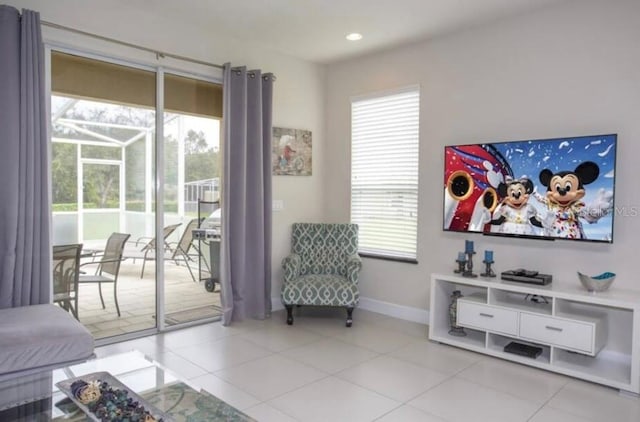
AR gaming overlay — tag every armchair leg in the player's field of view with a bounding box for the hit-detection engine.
[346,307,354,327]
[285,305,294,325]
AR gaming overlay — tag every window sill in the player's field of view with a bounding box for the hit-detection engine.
[358,252,418,264]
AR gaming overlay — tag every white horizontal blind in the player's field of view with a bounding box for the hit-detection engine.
[351,87,420,260]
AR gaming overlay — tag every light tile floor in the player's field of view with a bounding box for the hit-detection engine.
[95,307,640,422]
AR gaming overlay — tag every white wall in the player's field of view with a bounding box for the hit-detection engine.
[325,0,640,311]
[6,0,326,298]
[10,0,640,318]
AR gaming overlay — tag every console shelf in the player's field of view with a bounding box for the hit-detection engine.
[429,273,640,394]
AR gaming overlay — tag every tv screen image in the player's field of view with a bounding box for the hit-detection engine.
[443,134,616,243]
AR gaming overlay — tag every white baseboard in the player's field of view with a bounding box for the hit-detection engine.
[271,296,429,325]
[358,297,429,325]
[271,299,285,312]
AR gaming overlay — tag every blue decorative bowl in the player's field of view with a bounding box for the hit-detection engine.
[577,272,616,292]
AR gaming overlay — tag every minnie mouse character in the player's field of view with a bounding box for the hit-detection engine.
[490,176,542,235]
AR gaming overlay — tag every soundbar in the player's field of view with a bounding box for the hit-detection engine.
[501,270,552,285]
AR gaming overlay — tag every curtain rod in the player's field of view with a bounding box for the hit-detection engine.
[41,20,224,70]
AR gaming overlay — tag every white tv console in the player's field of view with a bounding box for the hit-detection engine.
[429,273,640,394]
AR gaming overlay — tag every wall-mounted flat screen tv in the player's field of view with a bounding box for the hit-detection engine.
[443,134,616,243]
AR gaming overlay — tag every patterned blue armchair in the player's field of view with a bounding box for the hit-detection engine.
[281,223,362,327]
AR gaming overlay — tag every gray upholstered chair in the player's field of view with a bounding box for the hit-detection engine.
[281,223,362,327]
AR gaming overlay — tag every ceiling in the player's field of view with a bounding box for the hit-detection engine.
[125,0,568,64]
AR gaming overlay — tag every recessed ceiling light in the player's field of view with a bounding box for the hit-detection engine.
[346,33,363,41]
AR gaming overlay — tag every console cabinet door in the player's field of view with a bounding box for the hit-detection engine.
[457,301,518,336]
[519,313,594,354]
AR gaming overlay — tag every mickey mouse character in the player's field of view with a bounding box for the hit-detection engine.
[535,161,611,239]
[490,176,542,235]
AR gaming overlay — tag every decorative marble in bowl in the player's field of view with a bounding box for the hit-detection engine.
[577,272,616,292]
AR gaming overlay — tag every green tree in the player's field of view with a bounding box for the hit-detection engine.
[185,129,209,154]
[83,164,119,208]
[183,129,219,182]
[52,96,155,209]
[51,143,77,205]
[52,97,221,210]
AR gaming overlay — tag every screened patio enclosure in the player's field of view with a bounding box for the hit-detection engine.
[51,95,221,249]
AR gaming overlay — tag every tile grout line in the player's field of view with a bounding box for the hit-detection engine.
[533,380,610,422]
[524,377,573,422]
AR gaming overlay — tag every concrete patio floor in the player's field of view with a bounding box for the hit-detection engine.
[74,259,222,339]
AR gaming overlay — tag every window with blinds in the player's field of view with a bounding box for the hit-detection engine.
[351,86,420,261]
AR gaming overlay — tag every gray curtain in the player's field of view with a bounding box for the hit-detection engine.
[0,6,50,309]
[220,63,273,325]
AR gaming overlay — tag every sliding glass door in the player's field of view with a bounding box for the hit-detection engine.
[162,73,223,326]
[50,49,224,341]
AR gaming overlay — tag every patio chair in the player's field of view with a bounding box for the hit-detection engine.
[52,243,83,319]
[167,218,206,282]
[79,232,130,317]
[124,223,182,278]
[128,220,207,282]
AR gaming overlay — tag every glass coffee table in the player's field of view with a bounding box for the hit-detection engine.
[0,350,255,421]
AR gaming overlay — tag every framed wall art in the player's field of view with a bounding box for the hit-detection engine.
[272,127,312,176]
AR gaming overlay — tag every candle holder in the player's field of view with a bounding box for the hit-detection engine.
[454,258,466,274]
[481,260,496,277]
[462,251,478,278]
